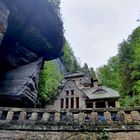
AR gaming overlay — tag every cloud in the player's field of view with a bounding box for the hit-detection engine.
[61,0,140,69]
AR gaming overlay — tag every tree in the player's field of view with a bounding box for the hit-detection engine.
[89,67,97,80]
[97,56,121,91]
[61,41,81,73]
[38,61,63,107]
[118,40,133,96]
[82,63,90,74]
[97,26,140,106]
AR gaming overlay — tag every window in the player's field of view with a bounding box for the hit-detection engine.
[61,99,64,108]
[66,98,69,108]
[71,90,74,95]
[96,101,105,108]
[66,90,69,96]
[86,102,93,108]
[76,97,79,108]
[108,101,115,107]
[71,98,74,108]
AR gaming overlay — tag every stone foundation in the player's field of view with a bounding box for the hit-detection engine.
[0,130,140,140]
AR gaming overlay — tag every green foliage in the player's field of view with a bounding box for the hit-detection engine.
[120,95,140,107]
[97,129,108,140]
[97,26,140,106]
[97,56,121,91]
[80,63,97,80]
[38,61,63,106]
[61,41,81,73]
[132,80,140,95]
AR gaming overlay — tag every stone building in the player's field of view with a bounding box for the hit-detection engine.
[46,72,120,109]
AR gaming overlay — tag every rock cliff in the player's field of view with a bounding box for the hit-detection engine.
[0,0,64,107]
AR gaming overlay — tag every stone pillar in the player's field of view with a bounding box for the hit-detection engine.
[78,112,85,125]
[131,111,140,122]
[6,111,14,123]
[64,98,66,109]
[18,111,27,123]
[105,101,109,108]
[29,112,38,121]
[115,100,120,108]
[124,114,132,124]
[67,112,73,124]
[69,98,71,109]
[42,113,50,123]
[104,111,112,123]
[0,111,3,118]
[93,102,96,109]
[54,112,61,123]
[91,112,98,124]
[74,97,76,109]
[74,114,79,123]
[117,111,125,124]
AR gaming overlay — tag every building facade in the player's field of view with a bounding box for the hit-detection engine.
[46,73,120,110]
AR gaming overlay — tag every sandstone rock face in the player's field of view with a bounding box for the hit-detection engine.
[0,1,9,45]
[0,0,64,107]
[0,58,43,107]
[0,0,64,70]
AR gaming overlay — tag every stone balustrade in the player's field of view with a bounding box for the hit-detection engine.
[0,107,140,131]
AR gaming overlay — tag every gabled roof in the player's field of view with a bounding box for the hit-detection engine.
[82,86,120,100]
[64,72,84,79]
[61,80,87,98]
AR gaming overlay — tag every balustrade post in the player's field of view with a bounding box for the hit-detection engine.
[104,111,112,123]
[54,112,61,123]
[131,111,140,122]
[42,112,50,123]
[78,112,85,125]
[91,112,98,124]
[67,112,73,124]
[18,111,27,123]
[0,111,2,118]
[29,112,38,121]
[124,113,132,124]
[6,111,14,123]
[117,111,125,124]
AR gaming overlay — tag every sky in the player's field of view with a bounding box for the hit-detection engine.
[60,0,140,69]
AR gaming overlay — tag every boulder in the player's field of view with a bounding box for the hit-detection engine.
[0,0,64,107]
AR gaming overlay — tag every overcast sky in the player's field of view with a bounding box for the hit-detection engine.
[60,0,140,69]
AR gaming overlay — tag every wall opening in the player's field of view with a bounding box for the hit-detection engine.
[86,102,93,108]
[66,90,69,96]
[108,100,115,107]
[61,99,64,108]
[96,101,105,108]
[71,90,74,95]
[76,97,79,108]
[66,98,69,108]
[71,98,74,108]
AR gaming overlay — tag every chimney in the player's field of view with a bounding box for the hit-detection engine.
[93,79,99,87]
[91,78,94,87]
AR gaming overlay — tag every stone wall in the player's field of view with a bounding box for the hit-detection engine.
[0,107,140,139]
[0,130,140,140]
